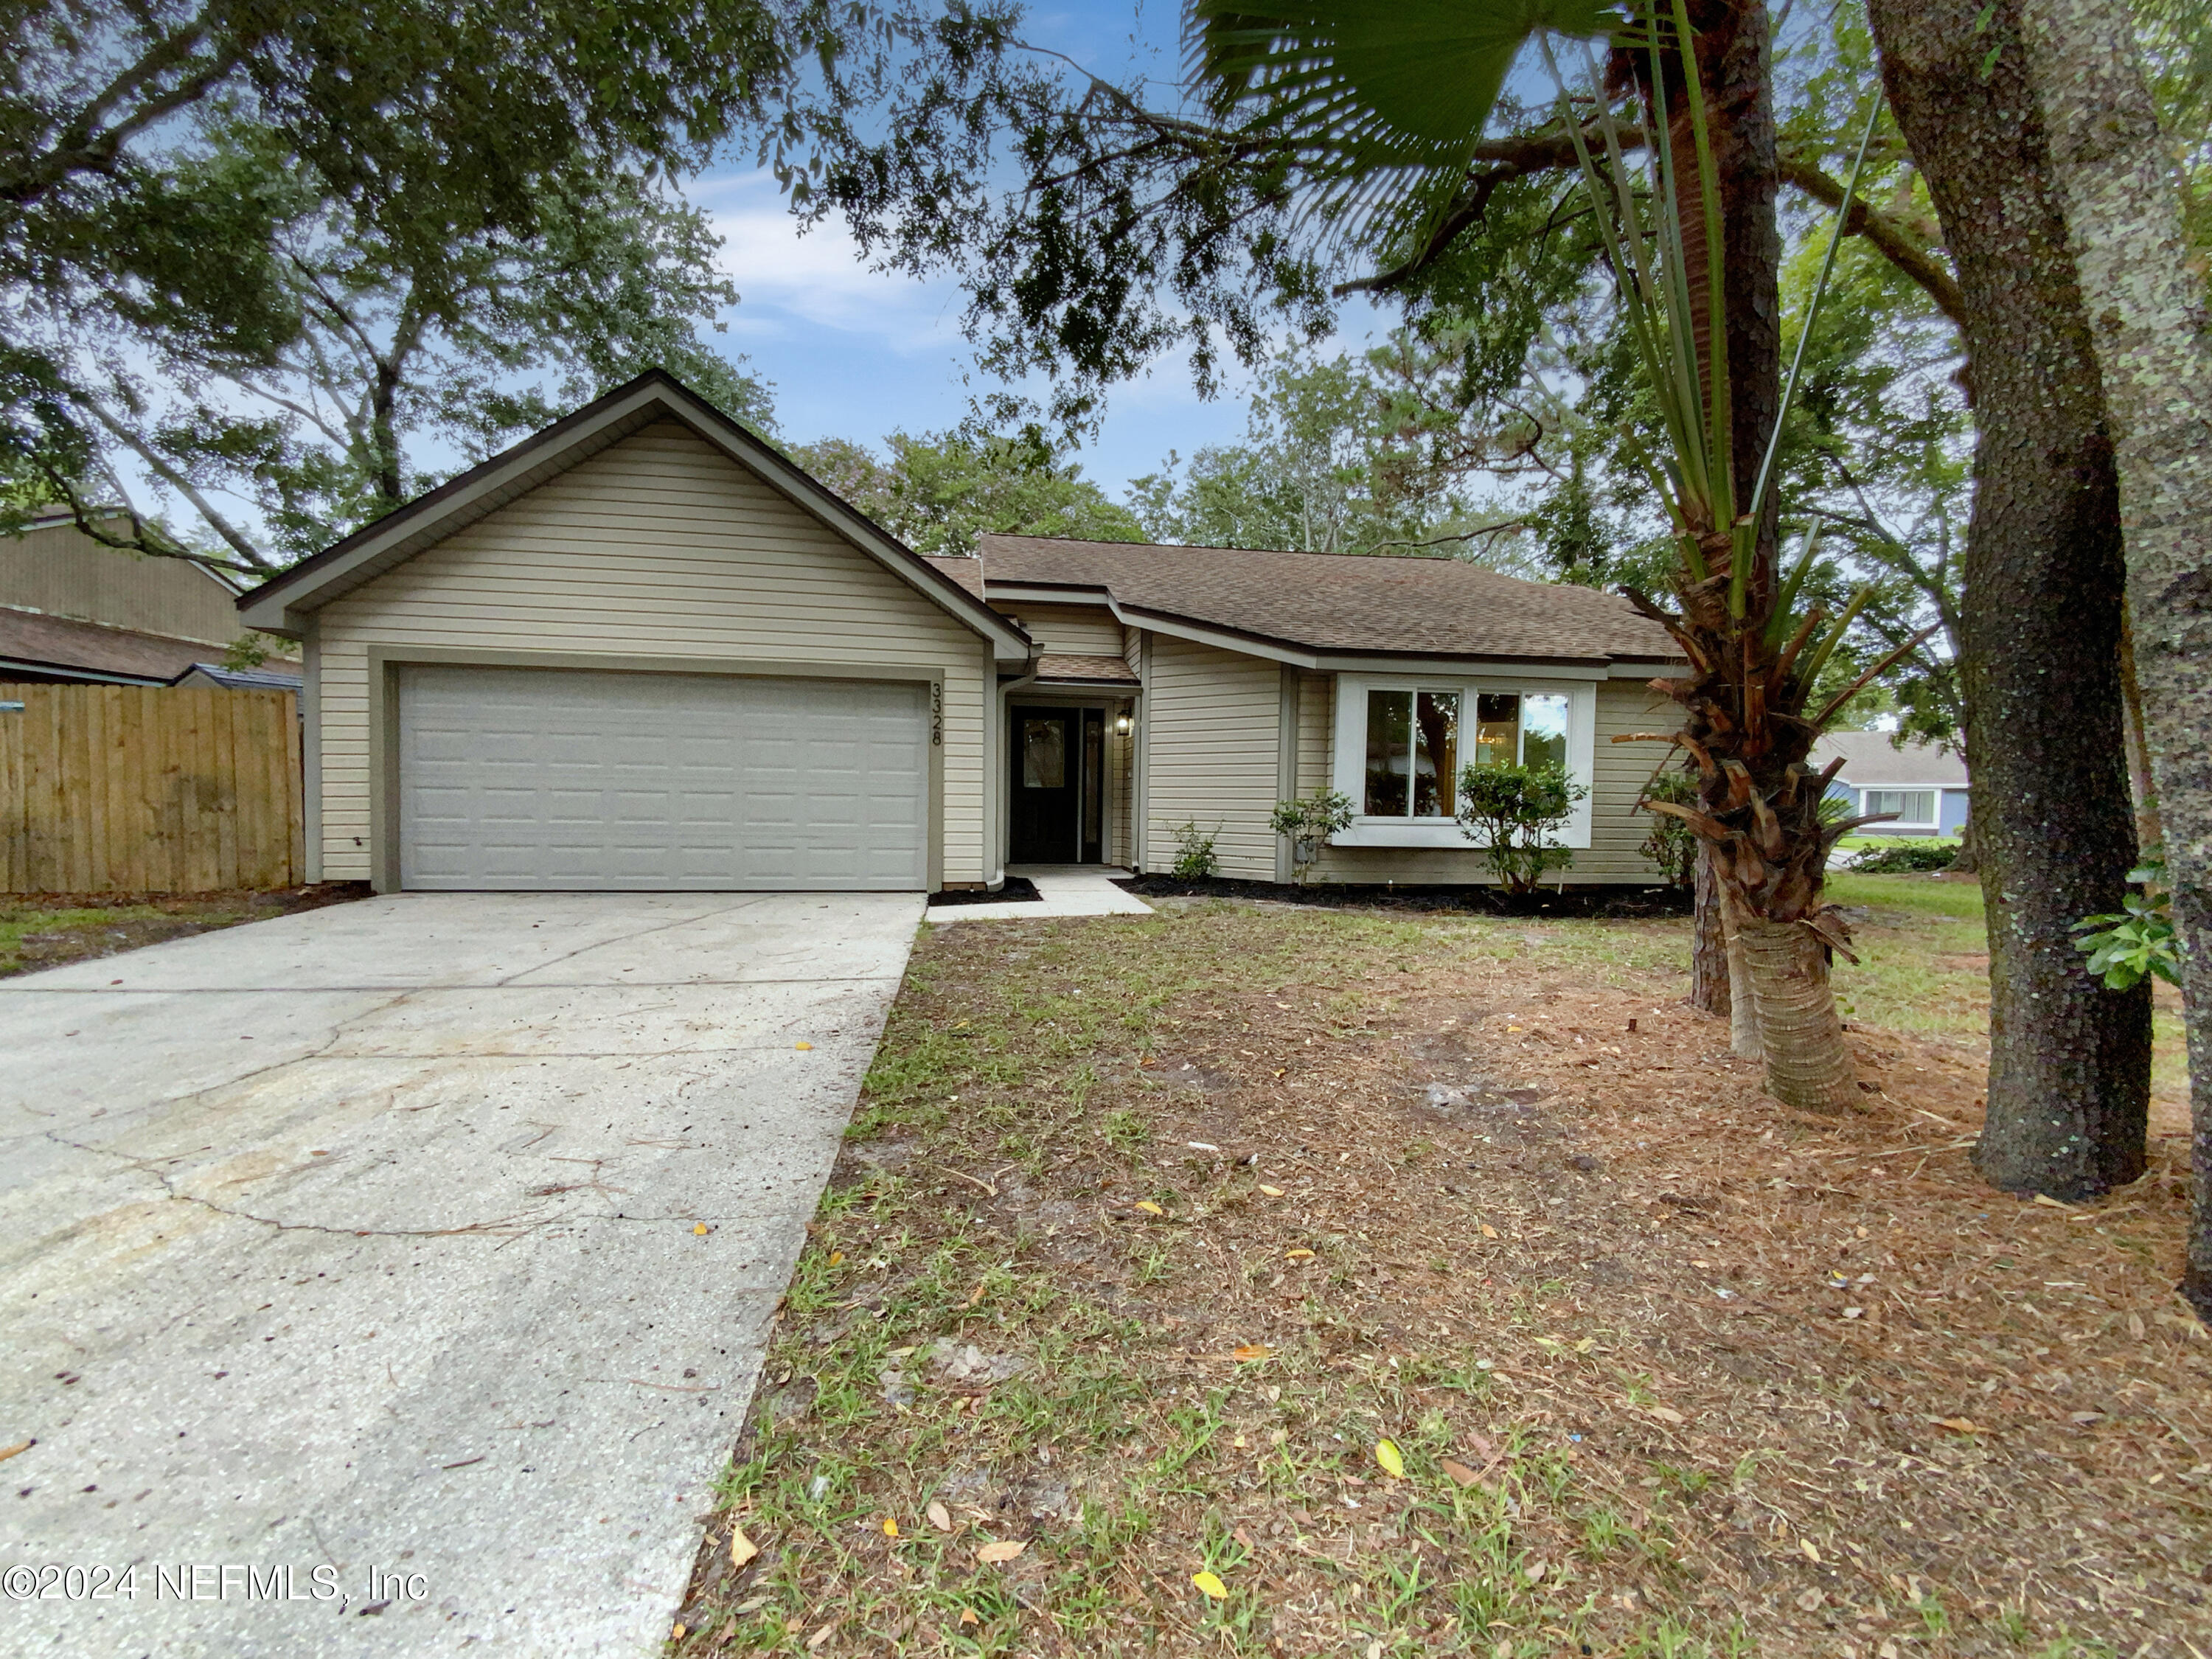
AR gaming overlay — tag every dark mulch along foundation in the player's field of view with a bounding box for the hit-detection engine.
[1116,872,1693,918]
[925,875,1043,906]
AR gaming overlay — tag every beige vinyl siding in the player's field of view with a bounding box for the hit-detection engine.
[1301,675,1670,886]
[1295,671,1332,796]
[1141,633,1281,880]
[1007,602,1122,658]
[1,519,246,645]
[313,419,990,883]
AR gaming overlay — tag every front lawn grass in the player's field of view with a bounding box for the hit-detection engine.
[673,899,2208,1659]
[1827,871,2188,1103]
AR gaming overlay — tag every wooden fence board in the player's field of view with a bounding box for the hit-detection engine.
[0,684,302,894]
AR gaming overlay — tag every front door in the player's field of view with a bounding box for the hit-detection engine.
[1011,706,1082,863]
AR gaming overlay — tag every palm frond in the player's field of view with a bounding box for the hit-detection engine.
[1187,1,1624,248]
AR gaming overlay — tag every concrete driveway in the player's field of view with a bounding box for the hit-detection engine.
[1,892,920,1656]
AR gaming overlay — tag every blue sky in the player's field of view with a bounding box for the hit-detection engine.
[689,3,1389,502]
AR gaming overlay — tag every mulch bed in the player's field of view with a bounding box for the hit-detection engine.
[1116,875,1695,919]
[928,877,1043,907]
[673,901,2209,1658]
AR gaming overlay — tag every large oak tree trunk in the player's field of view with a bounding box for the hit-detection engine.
[2019,0,2212,1310]
[1866,0,2152,1197]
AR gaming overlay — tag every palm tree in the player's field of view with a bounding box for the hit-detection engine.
[1191,0,1922,1112]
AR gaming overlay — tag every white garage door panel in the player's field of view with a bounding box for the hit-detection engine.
[399,665,929,890]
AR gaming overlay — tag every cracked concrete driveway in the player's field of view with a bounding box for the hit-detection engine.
[1,891,921,1656]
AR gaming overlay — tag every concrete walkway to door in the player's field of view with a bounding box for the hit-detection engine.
[923,866,1155,925]
[0,891,919,1657]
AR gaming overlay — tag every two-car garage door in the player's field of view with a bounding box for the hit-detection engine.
[397,664,929,890]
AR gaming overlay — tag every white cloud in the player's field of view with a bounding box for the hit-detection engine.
[695,170,965,352]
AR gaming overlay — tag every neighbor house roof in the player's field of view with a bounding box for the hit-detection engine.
[170,661,305,691]
[1811,731,1969,789]
[957,535,1677,668]
[0,605,276,685]
[234,371,1032,663]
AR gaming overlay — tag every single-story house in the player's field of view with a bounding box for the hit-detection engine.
[237,371,1683,894]
[1811,731,1969,836]
[2,506,301,685]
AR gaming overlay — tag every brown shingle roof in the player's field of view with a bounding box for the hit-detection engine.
[1033,653,1138,685]
[0,606,298,684]
[962,536,1676,664]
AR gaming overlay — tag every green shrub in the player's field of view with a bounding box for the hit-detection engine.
[1851,841,1957,874]
[1637,769,1698,887]
[1268,789,1355,885]
[1170,821,1221,880]
[2075,857,2180,991]
[1455,762,1587,894]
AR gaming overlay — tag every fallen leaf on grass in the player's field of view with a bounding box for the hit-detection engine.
[1646,1405,1686,1426]
[729,1526,759,1567]
[827,1251,844,1267]
[1134,1200,1165,1216]
[1192,1570,1228,1599]
[1932,1416,1989,1435]
[976,1539,1026,1564]
[1374,1439,1405,1478]
[807,1620,838,1649]
[731,1596,767,1615]
[1479,1223,1499,1239]
[883,1517,899,1537]
[1440,1458,1481,1487]
[1259,1184,1285,1197]
[1800,1538,1821,1564]
[1525,1559,1547,1583]
[927,1500,953,1532]
[1231,1343,1273,1362]
[2031,1193,2072,1211]
[1285,1248,1315,1260]
[959,1609,980,1627]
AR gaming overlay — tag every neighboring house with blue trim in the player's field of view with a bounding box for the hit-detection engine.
[1812,730,1969,835]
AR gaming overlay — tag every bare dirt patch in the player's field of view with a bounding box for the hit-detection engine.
[0,883,370,977]
[673,900,2208,1658]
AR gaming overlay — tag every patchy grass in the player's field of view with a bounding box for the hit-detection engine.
[675,898,2209,1658]
[0,885,368,977]
[1828,872,2189,1107]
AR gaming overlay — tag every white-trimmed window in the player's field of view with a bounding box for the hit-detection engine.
[1861,787,1937,830]
[1330,675,1597,849]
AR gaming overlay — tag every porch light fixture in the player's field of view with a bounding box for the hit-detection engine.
[1115,712,1133,737]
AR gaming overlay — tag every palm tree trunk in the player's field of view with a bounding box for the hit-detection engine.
[1868,0,2153,1198]
[1719,885,1761,1059]
[1738,918,1860,1112]
[1691,842,1733,1018]
[2019,0,2212,1310]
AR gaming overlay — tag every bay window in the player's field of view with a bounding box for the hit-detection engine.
[1333,676,1596,849]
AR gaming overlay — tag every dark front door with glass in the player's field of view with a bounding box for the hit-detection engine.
[1010,706,1103,862]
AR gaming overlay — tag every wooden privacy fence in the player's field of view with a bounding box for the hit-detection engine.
[0,683,305,893]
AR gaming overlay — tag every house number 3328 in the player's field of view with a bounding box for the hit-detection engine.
[930,682,942,747]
